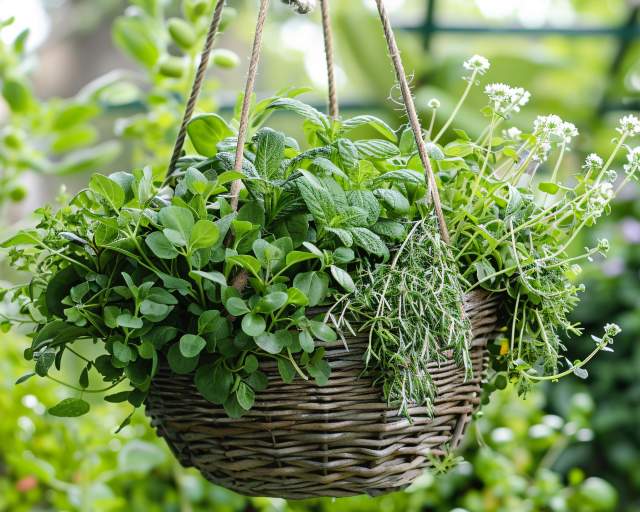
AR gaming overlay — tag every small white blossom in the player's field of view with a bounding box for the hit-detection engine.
[463,54,490,75]
[623,146,640,177]
[485,83,530,116]
[533,141,552,163]
[617,115,640,137]
[560,122,579,144]
[533,115,564,136]
[587,182,614,218]
[604,323,621,337]
[428,98,441,109]
[583,153,603,171]
[509,87,531,113]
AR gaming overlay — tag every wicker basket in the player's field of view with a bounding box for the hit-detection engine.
[145,290,500,499]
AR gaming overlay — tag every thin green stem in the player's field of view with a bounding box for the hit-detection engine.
[433,70,478,143]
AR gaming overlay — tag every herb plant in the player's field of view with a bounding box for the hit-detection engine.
[2,55,634,424]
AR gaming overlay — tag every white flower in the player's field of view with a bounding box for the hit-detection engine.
[597,238,610,254]
[533,115,564,136]
[509,87,531,113]
[428,98,441,109]
[463,54,490,75]
[560,122,579,144]
[583,153,603,170]
[484,83,530,116]
[623,146,640,177]
[504,127,522,140]
[604,323,621,337]
[617,115,640,137]
[587,182,614,218]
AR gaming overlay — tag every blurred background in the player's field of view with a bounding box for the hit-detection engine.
[0,0,639,510]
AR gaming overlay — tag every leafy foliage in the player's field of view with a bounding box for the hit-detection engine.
[2,99,439,421]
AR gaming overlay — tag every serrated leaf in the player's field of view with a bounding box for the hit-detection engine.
[268,98,328,128]
[354,139,400,159]
[375,188,410,214]
[349,227,389,259]
[254,127,285,180]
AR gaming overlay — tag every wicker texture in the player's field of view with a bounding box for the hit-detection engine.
[146,290,499,499]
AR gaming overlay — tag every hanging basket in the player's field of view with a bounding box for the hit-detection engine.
[143,0,501,499]
[145,290,499,499]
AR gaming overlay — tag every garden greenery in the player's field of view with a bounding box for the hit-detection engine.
[2,55,635,424]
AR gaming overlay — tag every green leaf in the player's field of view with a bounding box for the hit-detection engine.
[309,321,337,342]
[539,182,560,194]
[189,270,227,286]
[374,169,424,186]
[0,229,39,248]
[297,171,338,228]
[179,334,207,358]
[112,16,160,68]
[35,349,56,377]
[277,358,296,383]
[299,330,315,353]
[346,190,380,226]
[372,219,406,241]
[255,332,285,354]
[89,173,125,210]
[307,359,331,386]
[184,167,209,195]
[140,300,171,318]
[268,98,328,128]
[350,227,389,259]
[244,354,259,373]
[342,115,397,141]
[333,247,355,264]
[167,344,199,374]
[48,398,90,417]
[293,271,329,307]
[187,113,234,157]
[159,206,194,246]
[241,314,266,337]
[330,265,355,292]
[225,297,250,316]
[226,255,262,279]
[190,220,219,250]
[254,127,285,180]
[236,382,255,410]
[255,292,288,313]
[375,188,410,214]
[2,78,32,112]
[168,17,196,50]
[156,272,192,294]
[285,250,320,267]
[116,313,143,330]
[355,139,400,159]
[145,232,179,259]
[113,341,135,363]
[195,364,233,404]
[15,372,36,385]
[336,138,359,171]
[104,391,131,403]
[287,287,309,306]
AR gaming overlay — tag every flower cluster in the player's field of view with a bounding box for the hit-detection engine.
[616,115,640,137]
[484,83,530,116]
[463,54,490,76]
[587,182,614,219]
[531,115,579,162]
[623,146,640,178]
[583,153,604,172]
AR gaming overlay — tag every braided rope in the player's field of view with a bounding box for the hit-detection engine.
[166,0,226,179]
[230,0,271,211]
[319,0,338,119]
[374,0,450,243]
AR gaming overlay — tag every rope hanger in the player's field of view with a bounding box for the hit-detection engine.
[166,0,450,243]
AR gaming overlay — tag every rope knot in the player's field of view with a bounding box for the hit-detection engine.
[282,0,316,14]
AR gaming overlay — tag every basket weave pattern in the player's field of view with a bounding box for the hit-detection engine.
[146,290,500,499]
